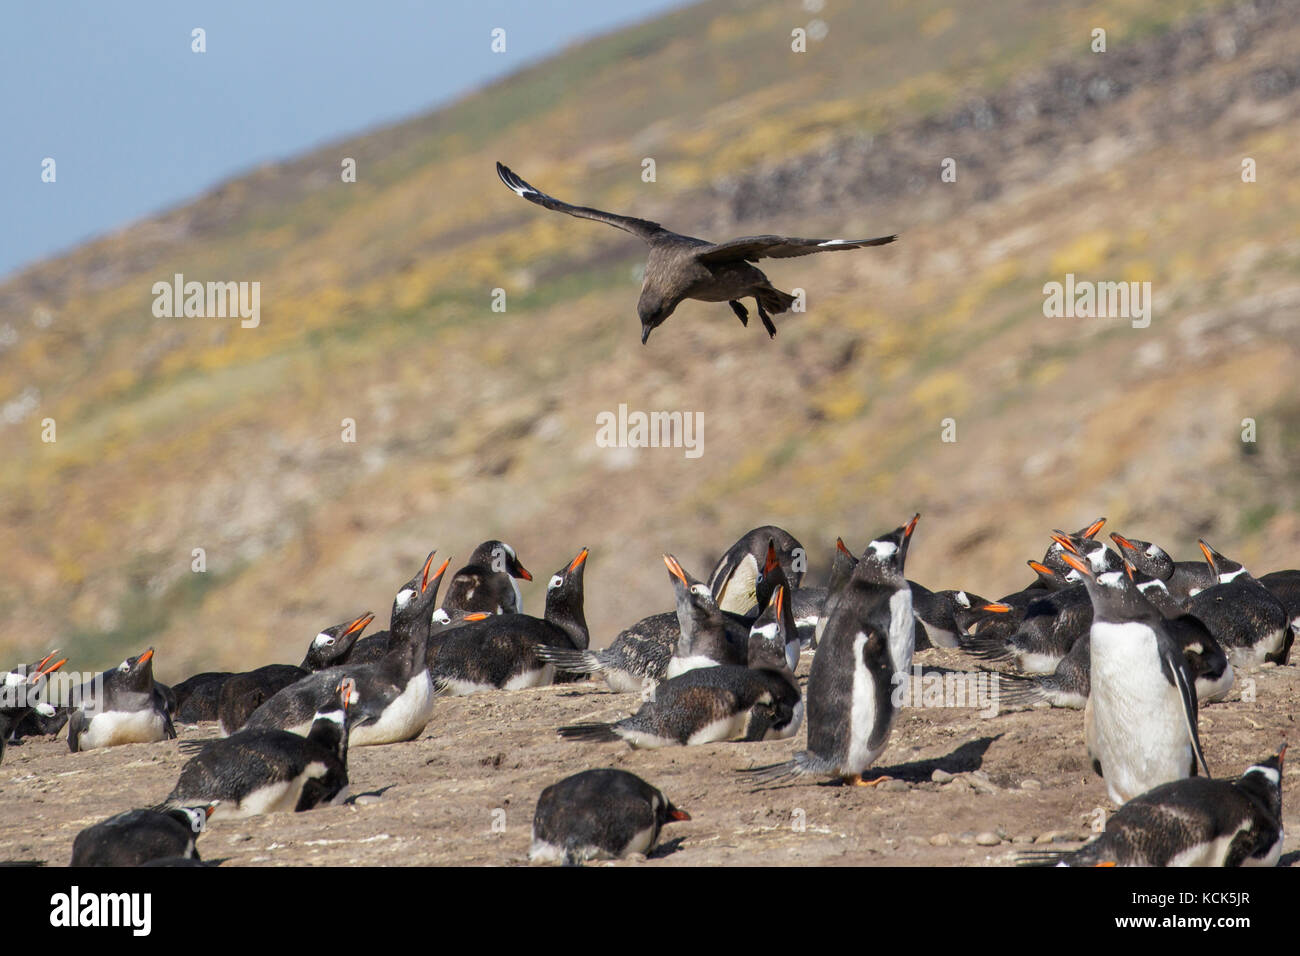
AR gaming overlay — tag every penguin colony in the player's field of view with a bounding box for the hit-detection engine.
[5,516,1294,867]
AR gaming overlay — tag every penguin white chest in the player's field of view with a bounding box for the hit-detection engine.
[350,673,434,746]
[845,632,884,776]
[1089,621,1191,803]
[78,709,168,750]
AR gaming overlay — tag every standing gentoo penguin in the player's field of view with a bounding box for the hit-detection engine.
[1186,540,1291,666]
[529,769,690,865]
[217,611,374,735]
[165,678,355,818]
[68,648,176,753]
[496,163,897,343]
[1021,745,1286,867]
[709,526,805,616]
[71,803,216,867]
[1058,551,1211,805]
[246,554,445,745]
[558,585,803,749]
[441,540,532,616]
[742,515,920,787]
[430,549,590,695]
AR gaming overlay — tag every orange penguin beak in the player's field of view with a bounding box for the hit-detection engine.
[568,548,589,573]
[343,612,375,637]
[663,554,687,585]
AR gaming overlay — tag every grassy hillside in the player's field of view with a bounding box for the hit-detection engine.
[3,0,1298,677]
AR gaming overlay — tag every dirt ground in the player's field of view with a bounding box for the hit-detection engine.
[2,647,1296,867]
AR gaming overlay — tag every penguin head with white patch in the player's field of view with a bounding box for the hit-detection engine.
[390,551,451,633]
[302,611,375,670]
[1040,517,1106,576]
[1109,533,1174,580]
[308,677,358,759]
[1058,549,1156,624]
[652,788,692,831]
[1238,743,1286,820]
[753,540,792,618]
[543,549,589,635]
[857,514,919,586]
[1197,539,1248,584]
[747,585,798,673]
[170,802,218,835]
[665,553,728,646]
[1049,528,1120,577]
[113,648,158,693]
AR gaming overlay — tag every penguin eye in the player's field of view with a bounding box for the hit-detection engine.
[548,575,563,590]
[395,588,416,608]
[432,609,450,624]
[690,584,711,597]
[117,660,130,673]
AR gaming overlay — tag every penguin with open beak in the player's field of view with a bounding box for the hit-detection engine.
[1021,745,1286,867]
[742,514,919,787]
[1,652,67,763]
[1057,547,1211,806]
[68,648,176,753]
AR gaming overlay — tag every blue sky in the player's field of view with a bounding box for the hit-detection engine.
[0,0,693,280]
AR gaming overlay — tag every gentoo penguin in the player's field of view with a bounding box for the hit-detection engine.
[1039,517,1107,578]
[664,554,751,679]
[1022,746,1286,867]
[441,540,532,616]
[1186,540,1291,667]
[1059,551,1211,805]
[71,803,215,867]
[430,549,590,696]
[172,672,232,725]
[0,652,66,763]
[217,610,374,735]
[535,611,678,694]
[1258,569,1300,637]
[811,536,861,645]
[496,162,896,343]
[529,769,690,865]
[742,515,919,787]
[557,586,803,748]
[1109,532,1215,602]
[709,526,805,616]
[68,648,176,753]
[350,550,451,663]
[246,555,445,745]
[165,678,355,818]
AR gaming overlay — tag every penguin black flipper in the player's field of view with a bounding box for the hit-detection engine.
[1160,645,1211,780]
[66,709,86,753]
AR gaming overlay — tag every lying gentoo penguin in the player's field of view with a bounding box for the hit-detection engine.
[246,555,445,745]
[217,610,374,735]
[1,652,66,763]
[1258,568,1300,645]
[430,549,590,695]
[68,648,176,753]
[350,550,450,663]
[71,803,216,867]
[1109,532,1215,603]
[558,585,804,748]
[1059,551,1211,805]
[529,769,690,865]
[709,526,805,616]
[441,540,532,616]
[172,671,232,725]
[496,162,896,343]
[1187,540,1291,667]
[535,611,678,694]
[165,678,354,818]
[1020,745,1286,867]
[742,515,919,787]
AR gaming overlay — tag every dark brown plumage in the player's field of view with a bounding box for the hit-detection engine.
[496,162,897,342]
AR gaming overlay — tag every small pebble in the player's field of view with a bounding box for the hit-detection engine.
[1012,834,1036,845]
[928,833,951,847]
[880,779,910,792]
[958,831,977,845]
[1020,779,1042,791]
[931,769,954,783]
[975,831,1001,846]
[354,794,382,806]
